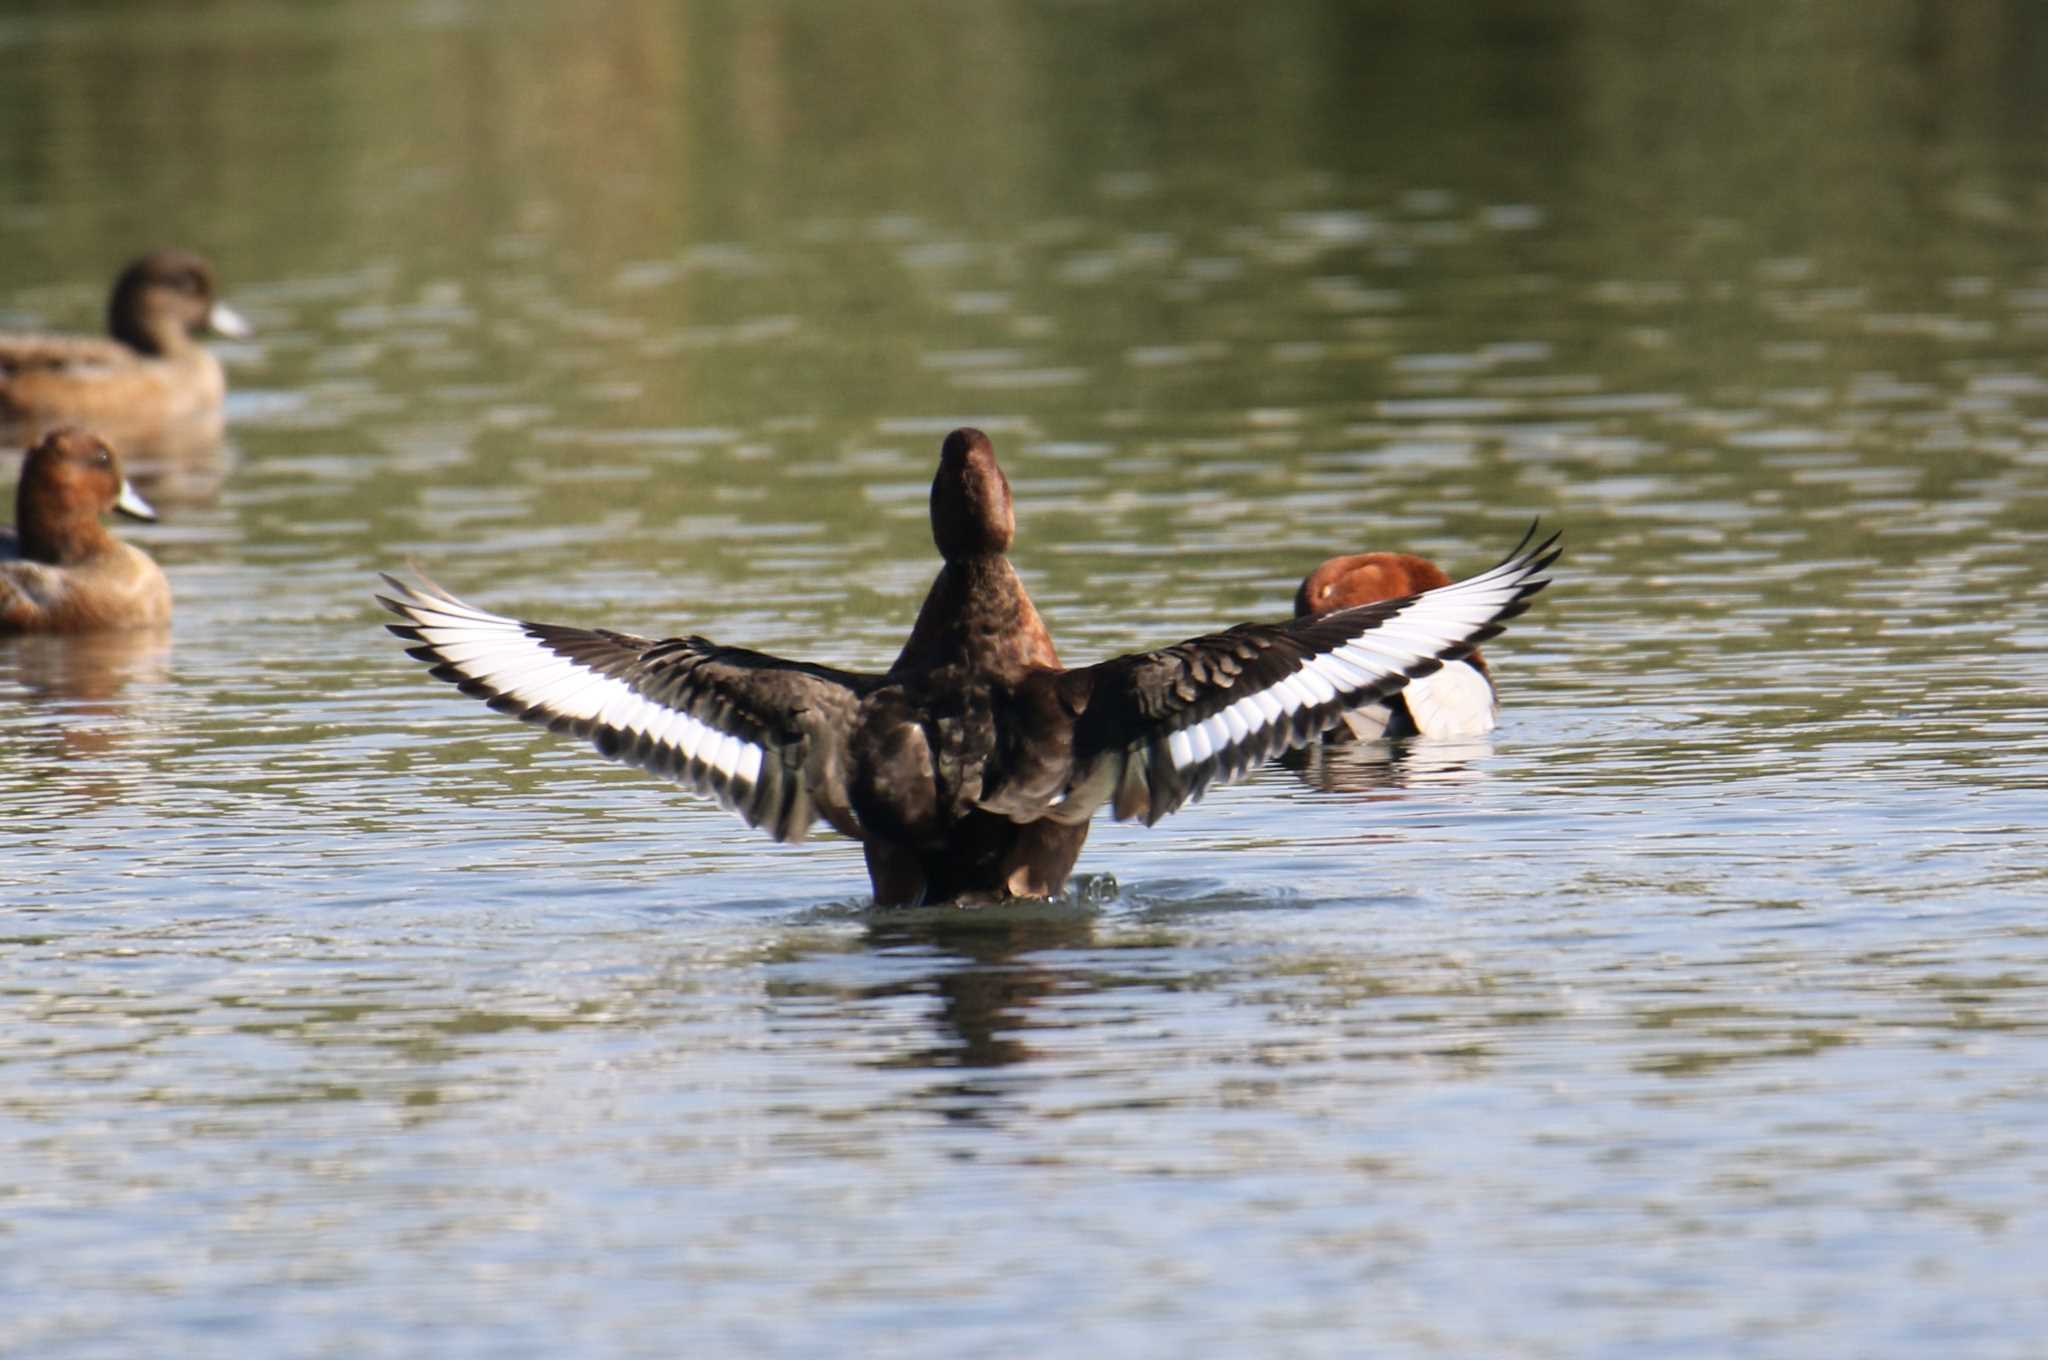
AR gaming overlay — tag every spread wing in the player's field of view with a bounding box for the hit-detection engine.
[377,574,879,843]
[990,527,1558,827]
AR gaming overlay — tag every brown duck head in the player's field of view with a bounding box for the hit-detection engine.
[930,428,1015,561]
[14,428,156,564]
[106,249,249,356]
[1294,552,1454,617]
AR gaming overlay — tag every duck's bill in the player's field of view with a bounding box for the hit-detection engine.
[208,301,252,338]
[114,479,159,522]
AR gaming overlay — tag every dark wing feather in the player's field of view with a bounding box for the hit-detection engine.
[377,573,878,843]
[1003,527,1559,827]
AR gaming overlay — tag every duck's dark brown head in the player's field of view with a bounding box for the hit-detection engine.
[1294,551,1454,617]
[15,428,156,564]
[107,249,248,355]
[930,428,1015,561]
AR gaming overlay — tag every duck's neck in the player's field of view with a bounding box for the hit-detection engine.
[17,493,112,566]
[892,554,1061,679]
[111,314,194,359]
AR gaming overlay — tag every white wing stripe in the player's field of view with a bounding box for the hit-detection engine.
[1336,638,1427,670]
[622,693,671,740]
[409,625,530,648]
[406,592,511,615]
[1307,650,1380,693]
[557,676,763,785]
[1218,702,1251,746]
[1335,563,1534,644]
[675,708,707,759]
[403,599,519,624]
[1350,616,1474,655]
[1249,687,1287,725]
[623,695,660,741]
[469,652,579,687]
[504,664,603,708]
[594,679,650,733]
[464,649,572,685]
[1288,673,1327,713]
[655,700,696,753]
[429,634,620,718]
[512,668,615,717]
[675,711,715,762]
[1289,665,1338,707]
[415,637,534,664]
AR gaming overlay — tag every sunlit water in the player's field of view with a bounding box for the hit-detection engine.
[4,3,2048,1356]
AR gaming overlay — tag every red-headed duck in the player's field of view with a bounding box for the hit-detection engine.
[1,250,248,460]
[2,428,170,633]
[1295,552,1499,739]
[380,429,1557,906]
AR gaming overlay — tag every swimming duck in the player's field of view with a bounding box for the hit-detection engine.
[2,428,170,633]
[380,429,1556,906]
[1294,552,1499,739]
[1,250,248,459]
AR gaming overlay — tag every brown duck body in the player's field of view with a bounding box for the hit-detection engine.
[2,429,170,633]
[381,430,1557,906]
[853,441,1089,903]
[1,250,245,460]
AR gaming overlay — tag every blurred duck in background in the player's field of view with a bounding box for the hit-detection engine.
[1294,551,1499,739]
[1,249,248,462]
[2,428,170,633]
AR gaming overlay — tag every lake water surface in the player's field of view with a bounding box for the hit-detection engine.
[4,3,2047,1356]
